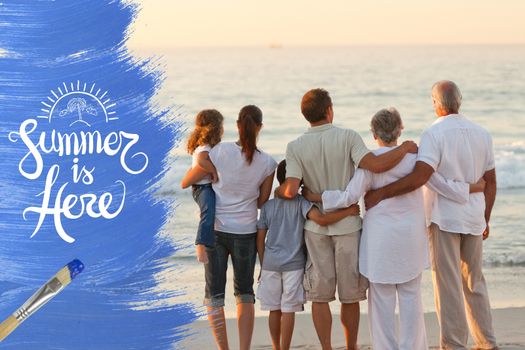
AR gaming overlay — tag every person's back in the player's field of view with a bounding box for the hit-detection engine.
[364,150,425,223]
[259,196,310,272]
[287,125,368,235]
[211,141,276,233]
[419,114,494,234]
[359,150,428,284]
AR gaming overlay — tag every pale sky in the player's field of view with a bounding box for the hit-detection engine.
[128,0,525,48]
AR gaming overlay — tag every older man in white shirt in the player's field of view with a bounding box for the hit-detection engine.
[365,81,498,350]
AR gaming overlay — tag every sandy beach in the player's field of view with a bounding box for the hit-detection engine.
[180,307,525,349]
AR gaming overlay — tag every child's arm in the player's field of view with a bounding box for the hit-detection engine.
[196,151,217,175]
[307,205,360,226]
[302,188,322,203]
[196,151,219,183]
[180,166,208,189]
[256,228,267,266]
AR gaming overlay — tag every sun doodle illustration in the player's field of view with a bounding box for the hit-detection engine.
[37,81,118,127]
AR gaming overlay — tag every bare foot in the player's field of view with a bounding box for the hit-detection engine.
[196,244,208,264]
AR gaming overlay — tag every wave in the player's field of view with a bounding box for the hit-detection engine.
[494,142,525,190]
[156,157,191,197]
[484,252,525,267]
[155,142,525,197]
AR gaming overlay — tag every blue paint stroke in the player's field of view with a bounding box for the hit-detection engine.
[0,1,196,348]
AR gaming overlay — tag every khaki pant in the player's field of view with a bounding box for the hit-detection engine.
[304,230,368,304]
[429,224,497,350]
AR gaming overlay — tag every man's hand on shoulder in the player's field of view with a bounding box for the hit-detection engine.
[401,140,418,154]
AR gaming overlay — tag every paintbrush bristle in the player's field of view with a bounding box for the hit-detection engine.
[55,266,72,286]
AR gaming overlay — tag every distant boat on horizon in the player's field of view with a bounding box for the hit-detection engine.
[268,43,283,49]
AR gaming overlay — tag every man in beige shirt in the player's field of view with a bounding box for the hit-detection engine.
[276,88,417,350]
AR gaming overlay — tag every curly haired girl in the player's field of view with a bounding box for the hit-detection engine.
[181,109,224,263]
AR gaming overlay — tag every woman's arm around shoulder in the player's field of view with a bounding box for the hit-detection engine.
[258,171,275,209]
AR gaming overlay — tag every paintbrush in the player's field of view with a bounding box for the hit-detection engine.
[0,259,84,342]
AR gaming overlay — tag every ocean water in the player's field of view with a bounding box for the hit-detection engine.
[134,46,525,317]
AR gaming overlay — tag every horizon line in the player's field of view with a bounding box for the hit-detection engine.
[129,43,525,49]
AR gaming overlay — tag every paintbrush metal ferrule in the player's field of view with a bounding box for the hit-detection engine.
[13,277,65,323]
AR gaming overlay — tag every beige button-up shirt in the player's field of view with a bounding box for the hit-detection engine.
[285,123,370,235]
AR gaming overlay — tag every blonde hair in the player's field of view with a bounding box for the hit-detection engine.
[187,109,224,154]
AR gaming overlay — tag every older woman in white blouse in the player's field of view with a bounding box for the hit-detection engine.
[304,108,485,350]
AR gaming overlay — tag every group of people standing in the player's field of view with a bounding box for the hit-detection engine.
[181,80,498,350]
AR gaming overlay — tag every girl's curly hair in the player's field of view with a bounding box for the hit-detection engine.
[187,109,224,154]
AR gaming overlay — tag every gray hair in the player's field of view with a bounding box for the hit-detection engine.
[371,107,403,144]
[432,80,462,114]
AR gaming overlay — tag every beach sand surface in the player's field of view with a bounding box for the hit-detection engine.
[181,307,525,349]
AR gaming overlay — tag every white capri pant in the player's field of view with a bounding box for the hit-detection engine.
[368,273,428,350]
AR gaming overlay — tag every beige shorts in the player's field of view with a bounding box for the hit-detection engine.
[304,230,368,303]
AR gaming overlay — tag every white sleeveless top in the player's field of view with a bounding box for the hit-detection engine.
[210,142,277,234]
